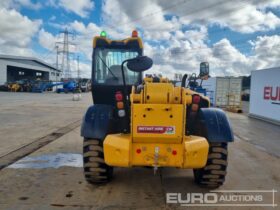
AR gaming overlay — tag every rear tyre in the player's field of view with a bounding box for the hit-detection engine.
[193,142,228,188]
[83,138,113,184]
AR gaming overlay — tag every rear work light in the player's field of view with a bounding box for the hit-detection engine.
[118,110,126,117]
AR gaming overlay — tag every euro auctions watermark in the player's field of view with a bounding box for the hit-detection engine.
[166,190,278,207]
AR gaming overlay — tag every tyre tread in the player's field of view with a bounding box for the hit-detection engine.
[83,138,113,184]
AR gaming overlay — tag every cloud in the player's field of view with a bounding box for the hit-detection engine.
[166,0,280,33]
[97,0,280,77]
[72,61,91,78]
[0,0,42,10]
[0,8,42,56]
[249,35,280,70]
[46,0,94,18]
[64,19,280,78]
[144,28,280,78]
[3,0,278,79]
[38,29,57,51]
[101,0,181,40]
[58,0,94,18]
[37,0,280,79]
[49,15,56,21]
[70,20,101,35]
[205,2,280,33]
[14,0,42,10]
[68,20,102,60]
[101,0,280,39]
[0,0,12,9]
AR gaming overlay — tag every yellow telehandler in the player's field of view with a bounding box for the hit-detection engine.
[81,30,233,188]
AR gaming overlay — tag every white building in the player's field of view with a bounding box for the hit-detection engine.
[0,54,61,85]
[249,67,280,125]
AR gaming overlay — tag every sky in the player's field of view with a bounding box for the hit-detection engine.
[0,0,280,79]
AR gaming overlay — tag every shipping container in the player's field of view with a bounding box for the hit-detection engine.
[249,68,280,125]
[200,77,242,111]
[198,77,216,105]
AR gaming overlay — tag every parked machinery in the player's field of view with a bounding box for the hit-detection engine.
[56,80,80,93]
[79,78,91,92]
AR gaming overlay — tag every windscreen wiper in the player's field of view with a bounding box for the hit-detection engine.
[97,54,118,79]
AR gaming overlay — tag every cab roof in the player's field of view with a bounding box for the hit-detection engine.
[93,36,143,49]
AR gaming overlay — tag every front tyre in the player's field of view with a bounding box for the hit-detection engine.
[193,142,228,188]
[83,138,113,184]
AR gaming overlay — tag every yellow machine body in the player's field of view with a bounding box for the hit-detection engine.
[10,83,21,92]
[104,79,210,168]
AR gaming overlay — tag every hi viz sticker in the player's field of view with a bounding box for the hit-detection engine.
[137,126,175,134]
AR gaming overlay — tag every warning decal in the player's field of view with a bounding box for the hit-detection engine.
[137,126,175,134]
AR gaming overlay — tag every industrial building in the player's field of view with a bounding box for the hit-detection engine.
[0,54,61,85]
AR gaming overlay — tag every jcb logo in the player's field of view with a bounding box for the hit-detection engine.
[263,86,280,101]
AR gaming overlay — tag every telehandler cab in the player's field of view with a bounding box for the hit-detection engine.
[81,30,234,188]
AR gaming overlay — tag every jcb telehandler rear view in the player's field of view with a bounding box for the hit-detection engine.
[81,30,234,188]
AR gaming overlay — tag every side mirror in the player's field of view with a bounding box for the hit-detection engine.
[126,56,153,73]
[120,56,153,111]
[199,62,209,79]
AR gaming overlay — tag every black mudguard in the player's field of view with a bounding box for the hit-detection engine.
[81,104,115,140]
[197,108,234,142]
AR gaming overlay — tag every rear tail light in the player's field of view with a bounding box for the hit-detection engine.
[115,91,123,101]
[172,150,177,155]
[115,91,126,117]
[193,95,201,104]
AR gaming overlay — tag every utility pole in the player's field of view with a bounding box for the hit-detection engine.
[55,45,59,82]
[55,28,76,80]
[77,55,80,79]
